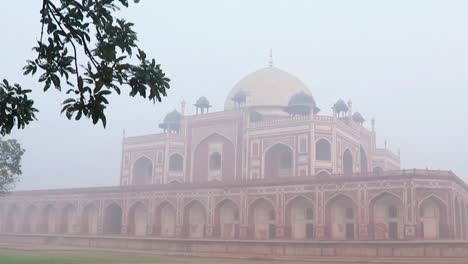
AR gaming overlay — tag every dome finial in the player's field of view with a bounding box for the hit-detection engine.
[268,48,273,67]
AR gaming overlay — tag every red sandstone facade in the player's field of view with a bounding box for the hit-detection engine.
[1,66,467,253]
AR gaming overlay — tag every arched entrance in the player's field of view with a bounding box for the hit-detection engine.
[132,157,153,185]
[265,144,293,178]
[370,193,403,240]
[183,201,206,238]
[419,197,448,239]
[215,199,239,239]
[343,149,353,176]
[103,203,122,235]
[81,204,98,235]
[155,202,176,237]
[286,197,314,239]
[61,204,76,234]
[248,199,275,240]
[326,195,357,240]
[128,202,148,236]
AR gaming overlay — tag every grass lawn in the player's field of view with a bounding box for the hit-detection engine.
[0,249,317,264]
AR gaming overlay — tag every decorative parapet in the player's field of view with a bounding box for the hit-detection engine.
[123,132,185,146]
[248,115,312,129]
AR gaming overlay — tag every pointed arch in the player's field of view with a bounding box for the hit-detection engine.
[214,199,239,239]
[369,192,403,240]
[183,200,206,238]
[325,194,357,240]
[316,139,331,161]
[419,195,449,239]
[132,156,153,185]
[154,200,177,237]
[40,205,57,233]
[5,204,21,233]
[103,203,122,235]
[248,198,276,240]
[81,203,98,235]
[360,145,368,175]
[60,204,77,234]
[264,143,294,178]
[343,149,353,176]
[128,202,148,236]
[285,196,315,239]
[23,205,38,233]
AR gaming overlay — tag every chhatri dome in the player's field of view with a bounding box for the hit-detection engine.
[224,65,313,111]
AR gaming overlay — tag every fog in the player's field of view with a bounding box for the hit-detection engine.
[1,0,467,190]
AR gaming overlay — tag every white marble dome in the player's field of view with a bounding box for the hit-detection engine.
[224,66,312,110]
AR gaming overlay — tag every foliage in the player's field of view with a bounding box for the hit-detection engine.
[0,80,37,136]
[0,0,170,135]
[0,139,25,192]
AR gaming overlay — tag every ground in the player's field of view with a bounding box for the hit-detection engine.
[0,249,464,264]
[0,250,318,264]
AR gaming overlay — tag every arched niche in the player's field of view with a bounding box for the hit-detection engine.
[183,201,206,238]
[128,202,148,236]
[169,154,183,172]
[264,143,293,178]
[285,196,314,239]
[5,205,21,233]
[41,205,57,233]
[214,199,239,239]
[23,205,38,233]
[60,204,76,234]
[103,203,122,235]
[325,195,357,240]
[316,139,331,161]
[154,201,176,237]
[370,193,403,240]
[248,198,276,240]
[360,146,368,175]
[419,197,448,239]
[132,157,153,185]
[343,149,353,176]
[81,204,98,235]
[193,134,235,183]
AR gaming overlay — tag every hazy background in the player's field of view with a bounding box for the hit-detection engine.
[1,0,467,190]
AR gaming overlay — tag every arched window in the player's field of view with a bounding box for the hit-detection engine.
[316,139,331,161]
[209,152,222,171]
[132,157,153,185]
[169,154,183,171]
[343,149,353,176]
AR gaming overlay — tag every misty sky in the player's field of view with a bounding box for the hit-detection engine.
[1,0,467,190]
